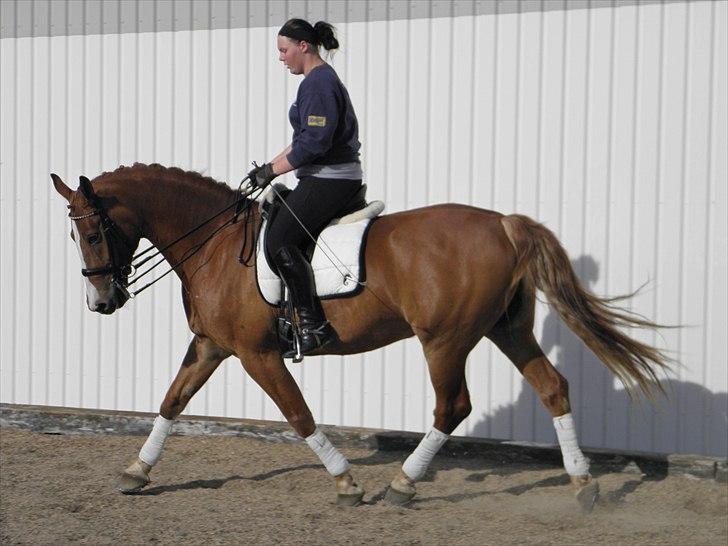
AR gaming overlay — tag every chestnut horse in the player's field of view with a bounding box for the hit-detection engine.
[51,163,668,510]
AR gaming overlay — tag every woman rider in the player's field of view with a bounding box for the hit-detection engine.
[249,19,363,355]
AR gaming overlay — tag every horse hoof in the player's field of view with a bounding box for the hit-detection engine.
[117,458,151,494]
[385,470,416,505]
[337,491,365,507]
[334,472,365,507]
[573,476,600,514]
[117,471,150,494]
[384,486,416,506]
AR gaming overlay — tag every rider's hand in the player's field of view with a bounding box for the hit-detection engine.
[248,162,277,189]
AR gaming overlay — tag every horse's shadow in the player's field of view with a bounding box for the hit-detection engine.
[131,445,653,508]
[133,453,458,497]
[407,473,571,507]
[363,459,587,506]
[135,463,323,495]
[136,475,246,495]
[131,454,557,500]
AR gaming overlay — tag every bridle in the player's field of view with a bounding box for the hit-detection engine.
[68,177,262,298]
[68,205,137,298]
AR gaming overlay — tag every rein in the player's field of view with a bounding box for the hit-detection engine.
[69,178,262,298]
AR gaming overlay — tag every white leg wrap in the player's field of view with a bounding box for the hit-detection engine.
[305,428,351,477]
[139,415,174,467]
[553,413,590,476]
[402,427,450,482]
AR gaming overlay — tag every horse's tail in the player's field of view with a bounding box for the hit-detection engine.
[500,213,672,398]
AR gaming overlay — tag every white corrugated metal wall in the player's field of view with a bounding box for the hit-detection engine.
[1,0,726,457]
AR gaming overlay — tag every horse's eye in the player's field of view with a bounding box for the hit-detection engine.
[87,233,102,245]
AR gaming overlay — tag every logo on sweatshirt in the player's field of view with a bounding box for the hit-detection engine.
[307,115,327,127]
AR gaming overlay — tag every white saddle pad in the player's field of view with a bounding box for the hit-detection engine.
[256,204,383,306]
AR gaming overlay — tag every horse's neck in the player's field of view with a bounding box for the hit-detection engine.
[113,174,243,269]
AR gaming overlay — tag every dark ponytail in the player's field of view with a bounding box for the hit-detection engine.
[313,21,339,51]
[279,18,339,51]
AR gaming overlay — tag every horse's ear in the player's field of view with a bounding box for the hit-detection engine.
[78,176,99,207]
[51,173,73,201]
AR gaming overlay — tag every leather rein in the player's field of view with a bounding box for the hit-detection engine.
[68,179,262,298]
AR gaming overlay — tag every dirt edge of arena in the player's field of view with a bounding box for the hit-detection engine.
[2,402,725,483]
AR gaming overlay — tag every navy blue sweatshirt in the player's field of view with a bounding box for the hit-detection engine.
[286,64,361,169]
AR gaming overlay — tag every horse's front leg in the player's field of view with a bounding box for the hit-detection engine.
[239,350,364,506]
[117,335,230,493]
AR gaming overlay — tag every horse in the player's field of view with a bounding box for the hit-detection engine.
[51,163,670,510]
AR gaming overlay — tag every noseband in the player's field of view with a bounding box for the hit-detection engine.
[68,206,136,296]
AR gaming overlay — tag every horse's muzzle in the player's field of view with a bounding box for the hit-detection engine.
[93,301,115,314]
[91,285,129,315]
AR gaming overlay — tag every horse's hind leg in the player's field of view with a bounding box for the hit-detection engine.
[385,336,474,505]
[486,281,599,512]
[117,335,230,493]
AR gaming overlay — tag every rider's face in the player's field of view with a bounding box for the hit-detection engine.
[277,35,307,75]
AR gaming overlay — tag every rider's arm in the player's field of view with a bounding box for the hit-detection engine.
[270,144,292,164]
[286,91,338,169]
[271,150,294,176]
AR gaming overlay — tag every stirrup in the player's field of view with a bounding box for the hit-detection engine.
[277,316,304,363]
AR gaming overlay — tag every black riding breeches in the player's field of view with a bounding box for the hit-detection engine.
[265,176,362,260]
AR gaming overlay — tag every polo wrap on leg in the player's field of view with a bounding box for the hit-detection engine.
[305,428,351,477]
[139,415,174,467]
[402,427,450,482]
[553,413,590,476]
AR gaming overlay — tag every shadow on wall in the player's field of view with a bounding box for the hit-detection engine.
[470,255,728,458]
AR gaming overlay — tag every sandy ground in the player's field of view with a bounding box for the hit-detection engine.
[1,428,726,545]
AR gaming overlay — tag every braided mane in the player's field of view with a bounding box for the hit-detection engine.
[93,163,236,197]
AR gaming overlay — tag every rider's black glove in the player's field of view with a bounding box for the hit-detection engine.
[248,162,277,189]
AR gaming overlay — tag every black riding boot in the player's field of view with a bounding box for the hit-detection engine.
[273,246,336,355]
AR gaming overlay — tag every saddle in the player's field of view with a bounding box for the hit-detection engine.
[257,183,384,361]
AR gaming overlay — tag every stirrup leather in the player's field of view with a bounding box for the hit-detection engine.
[277,285,304,362]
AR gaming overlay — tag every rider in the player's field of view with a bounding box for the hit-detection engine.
[249,19,363,355]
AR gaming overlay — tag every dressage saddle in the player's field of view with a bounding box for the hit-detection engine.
[260,183,371,362]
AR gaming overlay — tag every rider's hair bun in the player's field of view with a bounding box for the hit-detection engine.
[313,21,339,51]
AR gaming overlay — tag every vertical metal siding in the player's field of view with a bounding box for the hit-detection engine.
[0,0,725,457]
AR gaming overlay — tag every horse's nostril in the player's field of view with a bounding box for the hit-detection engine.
[95,302,107,312]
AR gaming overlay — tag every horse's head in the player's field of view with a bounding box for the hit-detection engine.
[51,173,140,314]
